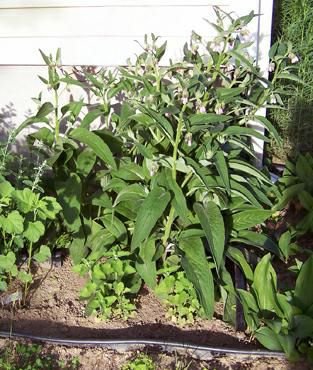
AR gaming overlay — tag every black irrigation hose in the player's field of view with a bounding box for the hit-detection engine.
[0,331,285,359]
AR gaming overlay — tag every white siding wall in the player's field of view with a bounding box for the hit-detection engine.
[0,0,273,160]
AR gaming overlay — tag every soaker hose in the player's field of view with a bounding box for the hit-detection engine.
[0,330,285,359]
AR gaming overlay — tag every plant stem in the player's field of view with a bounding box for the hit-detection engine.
[54,89,60,143]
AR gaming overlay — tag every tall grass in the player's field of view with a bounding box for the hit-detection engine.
[270,0,313,159]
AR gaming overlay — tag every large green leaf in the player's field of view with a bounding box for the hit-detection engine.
[101,213,128,243]
[255,115,281,144]
[214,150,230,194]
[131,186,170,250]
[232,209,273,230]
[113,184,146,207]
[223,126,270,142]
[229,160,272,185]
[165,170,190,224]
[232,230,280,256]
[194,201,225,271]
[136,238,157,289]
[0,211,24,234]
[0,180,14,198]
[23,221,45,243]
[56,173,82,232]
[70,128,116,169]
[252,253,282,316]
[179,237,215,318]
[189,113,230,125]
[226,247,253,282]
[13,188,38,214]
[33,245,51,263]
[294,255,313,312]
[76,148,97,177]
[255,327,283,351]
[80,109,103,129]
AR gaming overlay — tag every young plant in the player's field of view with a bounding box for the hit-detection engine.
[238,253,313,361]
[122,353,156,370]
[155,270,204,325]
[0,342,80,370]
[74,246,141,320]
[0,176,61,297]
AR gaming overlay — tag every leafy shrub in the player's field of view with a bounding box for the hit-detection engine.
[0,145,61,298]
[16,8,296,325]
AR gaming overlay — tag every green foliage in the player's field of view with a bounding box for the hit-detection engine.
[155,270,204,325]
[17,8,291,322]
[122,353,156,370]
[73,247,140,320]
[238,254,313,361]
[0,342,80,370]
[275,153,313,234]
[0,172,61,296]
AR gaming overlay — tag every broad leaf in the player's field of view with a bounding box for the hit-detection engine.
[131,186,170,250]
[252,253,282,316]
[294,255,313,312]
[232,209,272,230]
[56,173,82,232]
[70,128,116,169]
[180,237,215,318]
[226,247,253,282]
[194,201,225,272]
[0,211,24,234]
[233,230,280,256]
[23,220,45,243]
[214,150,230,194]
[255,327,283,351]
[33,245,51,263]
[136,238,157,289]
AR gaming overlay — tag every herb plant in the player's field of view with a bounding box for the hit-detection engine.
[17,8,297,323]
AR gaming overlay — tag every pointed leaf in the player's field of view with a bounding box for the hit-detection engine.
[180,237,214,318]
[131,187,170,250]
[232,209,272,230]
[70,128,116,169]
[194,201,225,271]
[214,151,230,194]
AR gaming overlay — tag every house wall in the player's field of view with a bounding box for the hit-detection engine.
[0,0,274,161]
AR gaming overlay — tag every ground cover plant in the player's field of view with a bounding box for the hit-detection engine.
[0,341,80,370]
[1,6,312,363]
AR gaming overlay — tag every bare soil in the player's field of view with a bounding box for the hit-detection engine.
[0,259,311,369]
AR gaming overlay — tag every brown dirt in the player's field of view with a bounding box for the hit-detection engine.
[0,259,311,369]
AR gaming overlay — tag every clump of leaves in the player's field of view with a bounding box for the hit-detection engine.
[122,353,156,370]
[155,270,204,325]
[238,254,313,362]
[275,153,313,234]
[0,176,61,298]
[0,342,80,370]
[74,247,141,320]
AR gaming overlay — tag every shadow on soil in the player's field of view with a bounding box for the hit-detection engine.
[0,318,257,350]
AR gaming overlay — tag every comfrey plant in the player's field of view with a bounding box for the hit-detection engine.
[18,8,297,322]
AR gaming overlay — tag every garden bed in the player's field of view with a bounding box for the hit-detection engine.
[1,260,312,369]
[0,259,250,348]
